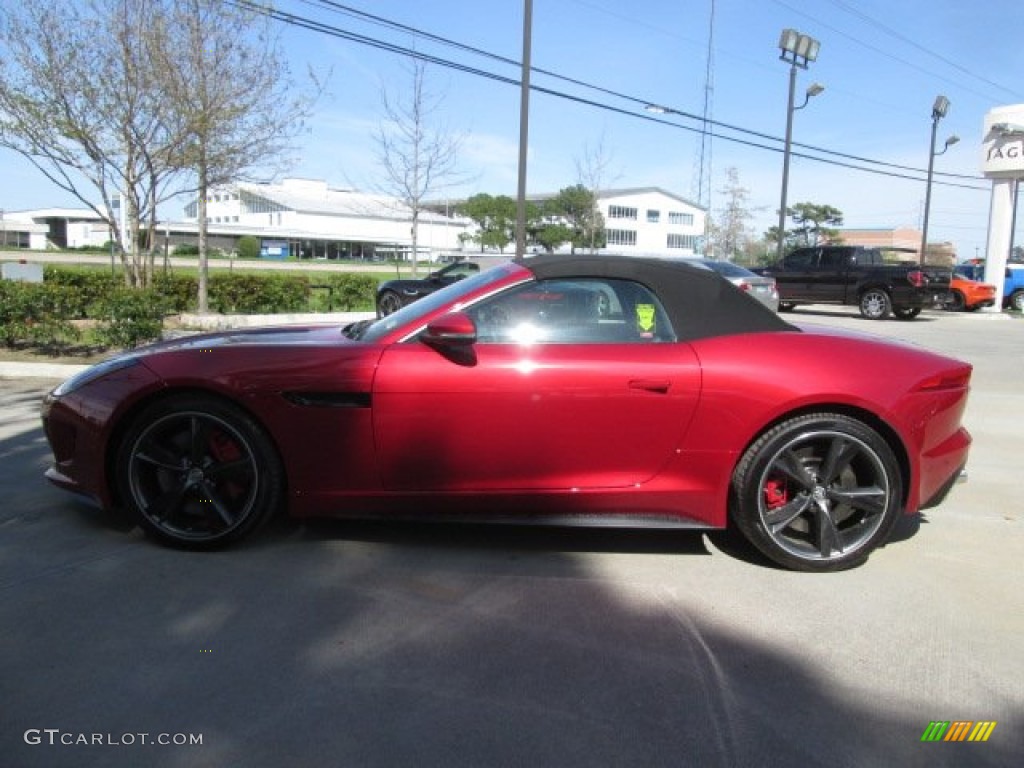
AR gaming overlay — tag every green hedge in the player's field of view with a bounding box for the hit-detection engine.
[209,273,310,314]
[0,280,79,349]
[44,266,121,316]
[2,267,378,352]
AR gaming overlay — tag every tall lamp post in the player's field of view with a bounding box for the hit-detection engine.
[919,95,959,265]
[776,28,822,262]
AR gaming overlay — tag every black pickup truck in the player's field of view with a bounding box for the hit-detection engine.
[756,245,951,319]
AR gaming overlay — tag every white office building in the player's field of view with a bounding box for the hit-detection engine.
[3,181,705,261]
[185,177,470,261]
[588,187,705,257]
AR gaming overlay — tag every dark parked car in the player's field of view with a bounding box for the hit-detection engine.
[376,257,508,316]
[757,245,951,319]
[42,255,971,572]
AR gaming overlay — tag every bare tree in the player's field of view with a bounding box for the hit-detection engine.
[150,0,319,312]
[375,59,465,276]
[711,167,755,261]
[574,133,619,253]
[0,0,316,305]
[0,0,179,287]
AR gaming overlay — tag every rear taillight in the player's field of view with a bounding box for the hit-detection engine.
[738,282,751,292]
[908,270,926,287]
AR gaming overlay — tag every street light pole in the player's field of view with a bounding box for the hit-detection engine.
[777,62,798,263]
[919,95,957,266]
[776,29,821,263]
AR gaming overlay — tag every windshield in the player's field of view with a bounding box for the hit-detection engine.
[352,263,521,343]
[702,260,755,278]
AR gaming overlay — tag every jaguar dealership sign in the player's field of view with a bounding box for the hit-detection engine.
[982,104,1024,178]
[980,104,1024,308]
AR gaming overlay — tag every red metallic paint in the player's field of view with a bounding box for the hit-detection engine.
[41,257,972,561]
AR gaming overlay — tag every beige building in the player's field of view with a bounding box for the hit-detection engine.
[832,227,955,265]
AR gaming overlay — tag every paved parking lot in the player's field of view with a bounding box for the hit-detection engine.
[2,307,1021,767]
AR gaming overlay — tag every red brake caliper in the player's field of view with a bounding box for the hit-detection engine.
[764,479,788,509]
[208,430,244,500]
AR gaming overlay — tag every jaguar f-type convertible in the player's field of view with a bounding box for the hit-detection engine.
[41,255,972,571]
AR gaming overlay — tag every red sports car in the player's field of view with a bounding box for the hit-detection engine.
[41,256,972,571]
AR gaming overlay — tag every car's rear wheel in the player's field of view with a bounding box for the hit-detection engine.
[777,302,796,312]
[730,413,903,572]
[1010,290,1024,312]
[859,289,891,319]
[893,307,921,320]
[947,291,966,312]
[115,394,283,550]
[377,290,404,316]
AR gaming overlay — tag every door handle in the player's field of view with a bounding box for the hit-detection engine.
[629,379,671,393]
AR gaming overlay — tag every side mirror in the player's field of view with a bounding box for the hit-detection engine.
[421,311,477,348]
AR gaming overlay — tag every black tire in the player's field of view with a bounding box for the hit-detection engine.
[893,307,921,320]
[947,291,966,312]
[377,290,404,316]
[1010,290,1024,312]
[730,413,903,572]
[859,289,891,320]
[777,302,796,312]
[115,394,284,550]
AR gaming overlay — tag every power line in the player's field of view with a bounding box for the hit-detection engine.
[823,0,1024,101]
[237,0,988,192]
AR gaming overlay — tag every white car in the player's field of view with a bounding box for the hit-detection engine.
[687,258,779,312]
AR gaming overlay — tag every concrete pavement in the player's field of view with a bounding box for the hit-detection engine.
[2,306,1021,768]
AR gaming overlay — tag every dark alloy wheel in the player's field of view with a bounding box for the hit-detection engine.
[947,291,966,312]
[116,395,284,549]
[377,290,405,316]
[859,289,892,320]
[730,413,903,572]
[893,307,921,320]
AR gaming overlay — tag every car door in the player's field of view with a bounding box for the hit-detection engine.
[807,247,853,302]
[774,247,818,300]
[371,278,702,492]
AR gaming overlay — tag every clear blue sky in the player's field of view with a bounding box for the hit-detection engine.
[3,0,1023,260]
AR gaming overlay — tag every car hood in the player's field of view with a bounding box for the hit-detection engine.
[131,324,358,357]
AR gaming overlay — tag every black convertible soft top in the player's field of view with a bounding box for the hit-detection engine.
[516,254,798,341]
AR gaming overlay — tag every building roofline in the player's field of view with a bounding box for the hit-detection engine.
[427,186,706,212]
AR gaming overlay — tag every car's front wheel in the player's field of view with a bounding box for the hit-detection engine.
[1010,290,1024,312]
[859,289,892,319]
[730,413,903,572]
[115,394,284,549]
[946,291,966,312]
[377,290,404,316]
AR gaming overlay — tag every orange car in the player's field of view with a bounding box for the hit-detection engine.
[947,271,997,311]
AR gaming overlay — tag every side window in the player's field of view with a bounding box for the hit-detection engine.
[466,278,675,344]
[818,248,851,268]
[784,249,816,268]
[442,262,480,281]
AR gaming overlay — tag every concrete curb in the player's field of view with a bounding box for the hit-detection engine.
[0,362,90,380]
